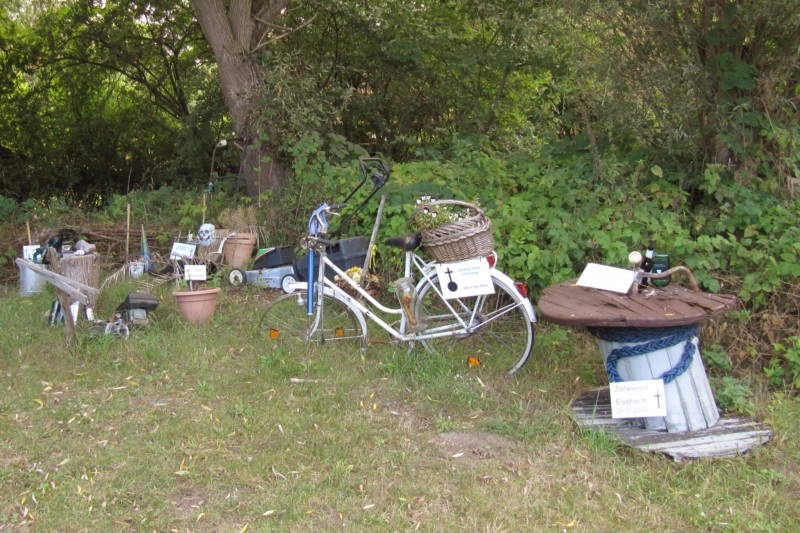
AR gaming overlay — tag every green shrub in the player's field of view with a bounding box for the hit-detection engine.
[766,336,800,392]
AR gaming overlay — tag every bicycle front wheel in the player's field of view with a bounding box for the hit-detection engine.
[259,290,366,351]
[414,275,534,375]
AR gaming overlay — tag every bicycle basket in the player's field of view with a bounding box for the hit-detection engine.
[410,200,494,262]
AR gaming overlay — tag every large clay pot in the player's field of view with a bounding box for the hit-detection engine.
[223,233,257,269]
[173,287,221,324]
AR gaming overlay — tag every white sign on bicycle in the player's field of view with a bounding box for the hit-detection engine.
[435,257,494,299]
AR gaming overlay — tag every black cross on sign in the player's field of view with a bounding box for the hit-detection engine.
[444,267,458,291]
[653,390,663,409]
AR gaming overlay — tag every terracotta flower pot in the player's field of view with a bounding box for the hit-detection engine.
[173,287,221,324]
[223,233,256,269]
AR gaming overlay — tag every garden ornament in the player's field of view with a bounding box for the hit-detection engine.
[198,223,216,247]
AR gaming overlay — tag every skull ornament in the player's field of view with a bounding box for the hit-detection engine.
[197,223,216,247]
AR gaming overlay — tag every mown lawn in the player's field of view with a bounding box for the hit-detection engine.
[0,281,798,531]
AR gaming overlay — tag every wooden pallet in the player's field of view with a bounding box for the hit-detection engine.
[572,387,772,461]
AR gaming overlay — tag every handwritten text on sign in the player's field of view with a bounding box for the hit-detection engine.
[609,379,667,418]
[170,242,196,260]
[434,258,494,299]
[184,264,208,282]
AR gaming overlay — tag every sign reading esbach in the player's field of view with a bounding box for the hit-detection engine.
[609,379,667,418]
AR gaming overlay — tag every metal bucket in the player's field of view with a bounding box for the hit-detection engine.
[19,262,47,296]
[129,261,145,278]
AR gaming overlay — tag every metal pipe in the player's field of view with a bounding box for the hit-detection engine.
[631,265,700,294]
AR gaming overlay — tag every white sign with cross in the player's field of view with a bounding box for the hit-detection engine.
[434,257,495,299]
[609,379,667,418]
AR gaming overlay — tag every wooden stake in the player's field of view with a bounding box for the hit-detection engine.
[126,167,133,260]
[126,203,131,259]
[26,220,32,245]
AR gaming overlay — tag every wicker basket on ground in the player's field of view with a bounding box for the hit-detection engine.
[411,200,494,263]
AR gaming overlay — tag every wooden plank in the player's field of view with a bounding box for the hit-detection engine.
[538,280,739,328]
[690,348,721,428]
[571,388,771,460]
[15,258,99,305]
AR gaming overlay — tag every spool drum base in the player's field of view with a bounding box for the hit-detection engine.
[572,387,771,461]
[596,336,719,433]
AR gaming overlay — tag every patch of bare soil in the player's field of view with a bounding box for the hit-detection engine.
[434,430,520,460]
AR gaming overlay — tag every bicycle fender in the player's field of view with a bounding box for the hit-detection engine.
[490,268,537,323]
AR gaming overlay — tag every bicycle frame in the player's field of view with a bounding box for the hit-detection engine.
[285,241,536,345]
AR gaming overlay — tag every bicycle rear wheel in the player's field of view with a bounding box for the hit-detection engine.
[414,275,534,375]
[259,290,366,351]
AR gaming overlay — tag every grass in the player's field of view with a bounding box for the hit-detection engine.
[0,280,798,531]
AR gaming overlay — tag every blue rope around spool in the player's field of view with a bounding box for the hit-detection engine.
[588,325,700,384]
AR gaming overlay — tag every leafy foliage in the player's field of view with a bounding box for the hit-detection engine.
[766,336,800,392]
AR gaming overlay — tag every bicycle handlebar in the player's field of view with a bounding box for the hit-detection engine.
[306,235,337,248]
[329,157,390,238]
[358,157,390,188]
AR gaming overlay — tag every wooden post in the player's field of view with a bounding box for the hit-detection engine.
[126,203,131,260]
[39,249,100,345]
[14,259,99,306]
[360,194,386,288]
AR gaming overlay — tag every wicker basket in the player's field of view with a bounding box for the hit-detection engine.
[411,200,494,262]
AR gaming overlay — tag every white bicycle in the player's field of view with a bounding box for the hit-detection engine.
[259,159,536,375]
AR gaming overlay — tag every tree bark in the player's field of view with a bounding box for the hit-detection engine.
[191,0,291,194]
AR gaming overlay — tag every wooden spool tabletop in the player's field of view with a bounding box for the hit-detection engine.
[538,280,739,328]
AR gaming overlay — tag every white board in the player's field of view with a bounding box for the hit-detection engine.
[434,258,494,299]
[610,380,667,418]
[577,263,635,293]
[170,242,196,260]
[184,264,207,281]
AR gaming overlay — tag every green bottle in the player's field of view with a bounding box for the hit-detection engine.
[650,253,670,288]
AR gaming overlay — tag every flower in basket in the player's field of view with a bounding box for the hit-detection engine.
[409,196,494,263]
[409,195,473,232]
[335,266,381,298]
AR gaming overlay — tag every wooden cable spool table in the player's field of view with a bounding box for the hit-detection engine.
[539,279,771,460]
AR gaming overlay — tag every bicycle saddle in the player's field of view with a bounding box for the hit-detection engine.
[384,233,422,252]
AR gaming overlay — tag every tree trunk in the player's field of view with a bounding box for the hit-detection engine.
[191,0,291,194]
